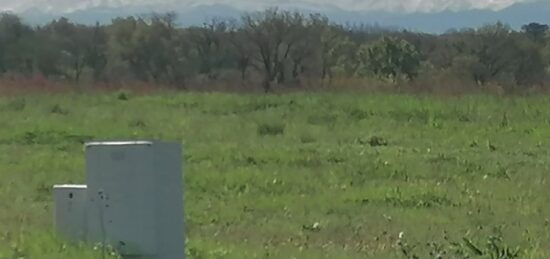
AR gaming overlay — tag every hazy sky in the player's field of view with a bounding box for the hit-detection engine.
[0,0,534,13]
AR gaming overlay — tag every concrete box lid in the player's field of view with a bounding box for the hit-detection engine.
[85,141,154,148]
[53,184,88,190]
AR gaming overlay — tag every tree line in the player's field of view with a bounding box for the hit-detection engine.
[0,9,549,93]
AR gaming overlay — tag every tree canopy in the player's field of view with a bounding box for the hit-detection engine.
[0,9,549,93]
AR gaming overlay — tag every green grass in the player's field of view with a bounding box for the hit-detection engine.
[1,91,550,258]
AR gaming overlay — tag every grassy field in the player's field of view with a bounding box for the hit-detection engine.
[1,91,550,258]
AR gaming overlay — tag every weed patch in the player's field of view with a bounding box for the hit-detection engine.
[15,130,92,145]
[257,122,285,136]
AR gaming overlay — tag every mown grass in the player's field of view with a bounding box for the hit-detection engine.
[1,91,550,258]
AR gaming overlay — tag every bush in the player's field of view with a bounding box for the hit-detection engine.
[257,122,285,136]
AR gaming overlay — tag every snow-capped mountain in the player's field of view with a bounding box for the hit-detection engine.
[13,1,550,33]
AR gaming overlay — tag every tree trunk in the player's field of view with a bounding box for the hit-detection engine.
[74,59,82,83]
[276,62,286,84]
[263,77,271,93]
[292,59,302,79]
[239,57,249,81]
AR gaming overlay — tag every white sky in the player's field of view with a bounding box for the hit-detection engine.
[0,0,534,13]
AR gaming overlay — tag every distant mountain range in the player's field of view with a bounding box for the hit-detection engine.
[16,1,550,34]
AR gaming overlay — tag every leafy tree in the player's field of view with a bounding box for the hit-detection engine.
[0,13,34,74]
[522,22,549,43]
[362,37,422,81]
[85,23,108,82]
[330,38,360,78]
[107,13,180,84]
[40,17,94,81]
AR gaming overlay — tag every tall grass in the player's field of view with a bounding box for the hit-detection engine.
[1,91,549,258]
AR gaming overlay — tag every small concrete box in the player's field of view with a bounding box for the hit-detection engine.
[85,141,185,259]
[53,184,88,242]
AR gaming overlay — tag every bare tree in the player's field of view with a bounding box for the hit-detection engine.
[241,8,305,92]
[227,19,252,81]
[188,18,229,79]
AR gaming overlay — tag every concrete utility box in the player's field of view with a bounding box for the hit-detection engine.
[84,141,185,259]
[52,140,185,259]
[53,184,88,242]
